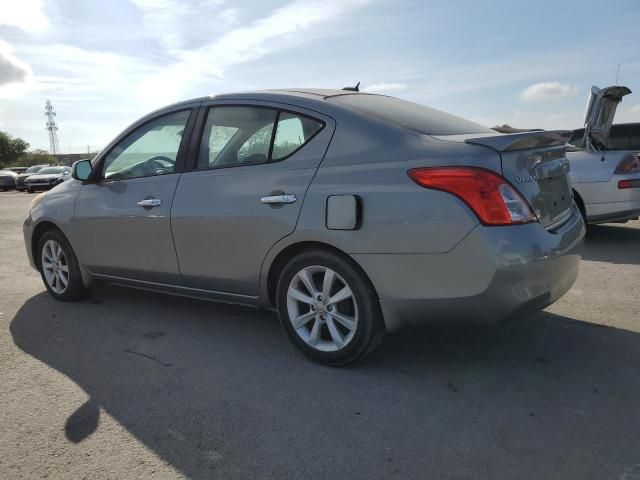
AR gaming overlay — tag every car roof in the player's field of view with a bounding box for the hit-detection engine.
[163,88,369,110]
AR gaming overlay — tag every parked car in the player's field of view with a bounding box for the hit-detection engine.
[15,164,49,191]
[567,86,640,224]
[24,166,71,193]
[23,89,585,365]
[0,169,18,191]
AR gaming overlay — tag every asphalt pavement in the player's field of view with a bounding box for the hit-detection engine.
[1,190,639,479]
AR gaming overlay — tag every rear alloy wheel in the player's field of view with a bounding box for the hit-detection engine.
[38,229,87,301]
[277,250,383,366]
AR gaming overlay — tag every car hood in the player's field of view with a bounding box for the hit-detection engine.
[0,171,18,178]
[26,173,64,181]
[583,85,632,151]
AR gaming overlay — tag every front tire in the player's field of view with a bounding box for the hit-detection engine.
[276,249,384,366]
[37,229,88,301]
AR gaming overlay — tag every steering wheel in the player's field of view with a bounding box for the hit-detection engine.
[146,155,174,175]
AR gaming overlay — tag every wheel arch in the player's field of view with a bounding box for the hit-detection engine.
[31,220,93,287]
[264,241,355,307]
[572,188,587,221]
[262,240,404,333]
[31,220,63,271]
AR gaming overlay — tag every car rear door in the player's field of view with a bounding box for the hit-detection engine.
[71,105,197,284]
[170,101,335,296]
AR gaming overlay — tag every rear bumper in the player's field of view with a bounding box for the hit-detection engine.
[354,206,585,331]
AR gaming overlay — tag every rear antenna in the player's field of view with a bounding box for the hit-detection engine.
[342,81,360,92]
[615,64,620,84]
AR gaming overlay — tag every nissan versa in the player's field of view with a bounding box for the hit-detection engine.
[23,89,585,365]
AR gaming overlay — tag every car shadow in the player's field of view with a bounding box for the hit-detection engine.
[10,287,640,480]
[582,223,640,265]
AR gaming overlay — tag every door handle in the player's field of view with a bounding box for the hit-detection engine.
[137,198,162,208]
[260,194,297,205]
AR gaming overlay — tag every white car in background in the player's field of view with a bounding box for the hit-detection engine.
[567,85,640,225]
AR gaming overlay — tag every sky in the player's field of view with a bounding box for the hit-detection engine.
[0,0,639,153]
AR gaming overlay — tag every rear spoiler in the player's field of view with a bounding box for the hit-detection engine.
[464,130,572,152]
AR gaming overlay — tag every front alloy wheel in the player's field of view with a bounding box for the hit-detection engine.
[37,229,87,301]
[42,239,70,294]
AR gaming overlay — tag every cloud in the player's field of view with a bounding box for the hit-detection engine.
[519,81,578,102]
[130,0,235,51]
[135,0,373,106]
[0,41,32,87]
[0,0,48,32]
[615,103,640,123]
[362,82,408,93]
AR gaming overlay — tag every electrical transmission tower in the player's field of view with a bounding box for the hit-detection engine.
[45,99,60,155]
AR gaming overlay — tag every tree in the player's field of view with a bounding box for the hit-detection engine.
[15,149,56,167]
[0,131,30,168]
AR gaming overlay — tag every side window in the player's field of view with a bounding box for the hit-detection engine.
[630,125,640,151]
[272,112,324,160]
[197,106,325,169]
[198,107,277,169]
[237,123,274,163]
[569,129,585,148]
[608,125,631,150]
[102,110,190,180]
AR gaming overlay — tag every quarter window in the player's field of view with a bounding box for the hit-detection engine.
[102,110,190,180]
[272,112,324,160]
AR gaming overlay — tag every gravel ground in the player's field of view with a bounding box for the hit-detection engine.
[1,190,639,480]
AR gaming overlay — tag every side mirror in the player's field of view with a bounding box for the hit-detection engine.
[72,160,93,181]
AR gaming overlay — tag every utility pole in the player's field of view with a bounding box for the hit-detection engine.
[45,100,60,155]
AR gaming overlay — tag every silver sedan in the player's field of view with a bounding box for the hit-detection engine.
[568,85,640,224]
[23,89,585,365]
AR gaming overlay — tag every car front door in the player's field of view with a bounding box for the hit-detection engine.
[71,106,196,284]
[170,102,335,296]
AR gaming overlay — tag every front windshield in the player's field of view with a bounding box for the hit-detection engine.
[26,165,44,173]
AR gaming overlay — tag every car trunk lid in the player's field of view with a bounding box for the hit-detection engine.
[433,130,574,229]
[583,85,632,151]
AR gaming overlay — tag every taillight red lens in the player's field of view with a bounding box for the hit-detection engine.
[614,154,640,174]
[408,167,537,226]
[618,179,640,189]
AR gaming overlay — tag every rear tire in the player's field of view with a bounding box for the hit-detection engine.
[276,249,384,366]
[37,229,88,301]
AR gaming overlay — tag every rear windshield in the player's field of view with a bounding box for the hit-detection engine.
[38,167,62,174]
[328,94,494,136]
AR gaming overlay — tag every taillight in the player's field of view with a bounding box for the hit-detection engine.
[407,167,538,226]
[618,179,640,189]
[614,154,640,174]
